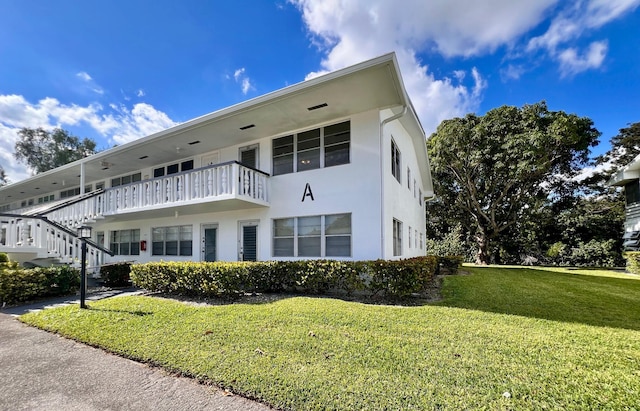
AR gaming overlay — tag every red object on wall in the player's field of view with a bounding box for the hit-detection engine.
[140,240,147,251]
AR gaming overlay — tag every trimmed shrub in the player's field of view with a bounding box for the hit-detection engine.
[437,255,464,275]
[367,256,438,298]
[130,257,437,299]
[100,262,133,287]
[624,252,640,274]
[0,266,80,305]
[0,253,9,263]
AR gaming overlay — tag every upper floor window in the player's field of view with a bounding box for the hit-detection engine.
[154,160,194,178]
[272,121,350,176]
[391,139,401,183]
[111,172,142,187]
[60,185,92,199]
[38,194,55,204]
[625,181,640,206]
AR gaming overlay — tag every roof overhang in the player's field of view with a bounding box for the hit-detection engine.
[609,153,640,186]
[1,53,421,202]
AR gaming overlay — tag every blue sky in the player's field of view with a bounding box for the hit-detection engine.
[1,0,639,182]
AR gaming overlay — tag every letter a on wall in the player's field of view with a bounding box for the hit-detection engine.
[302,183,314,202]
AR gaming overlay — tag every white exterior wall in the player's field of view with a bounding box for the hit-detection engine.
[381,110,427,259]
[96,110,385,263]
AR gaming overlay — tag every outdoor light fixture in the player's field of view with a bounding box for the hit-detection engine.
[78,225,92,239]
[77,225,92,309]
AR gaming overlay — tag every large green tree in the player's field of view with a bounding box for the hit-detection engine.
[14,127,98,174]
[427,102,600,264]
[0,166,7,186]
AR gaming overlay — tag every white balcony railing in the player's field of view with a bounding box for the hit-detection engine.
[0,217,104,271]
[627,203,640,221]
[46,161,270,229]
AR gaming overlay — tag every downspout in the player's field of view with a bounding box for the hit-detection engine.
[379,106,407,259]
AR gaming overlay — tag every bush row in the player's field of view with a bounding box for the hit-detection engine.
[130,256,440,299]
[0,264,81,306]
[624,252,640,274]
[546,239,623,268]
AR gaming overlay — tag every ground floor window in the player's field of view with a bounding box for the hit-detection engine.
[110,229,140,256]
[273,213,351,257]
[152,225,192,256]
[393,219,402,256]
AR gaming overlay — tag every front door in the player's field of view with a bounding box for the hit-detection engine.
[239,221,258,261]
[202,224,217,262]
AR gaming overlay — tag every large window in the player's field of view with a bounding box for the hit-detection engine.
[110,229,140,256]
[111,172,142,187]
[625,181,640,206]
[391,139,401,183]
[152,225,193,256]
[393,219,402,256]
[273,213,351,257]
[272,121,350,175]
[153,160,194,178]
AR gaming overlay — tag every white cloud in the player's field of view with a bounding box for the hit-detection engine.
[137,89,145,97]
[76,71,92,82]
[109,103,177,145]
[75,70,104,95]
[232,68,253,95]
[289,0,519,133]
[527,0,639,74]
[233,68,245,81]
[291,0,557,58]
[500,64,526,81]
[558,40,608,76]
[0,94,177,181]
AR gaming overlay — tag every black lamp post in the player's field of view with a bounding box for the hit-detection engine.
[77,225,92,309]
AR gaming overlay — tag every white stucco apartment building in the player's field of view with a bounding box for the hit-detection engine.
[0,53,434,269]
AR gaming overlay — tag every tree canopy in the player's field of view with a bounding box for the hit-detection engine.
[427,101,600,264]
[14,128,98,174]
[0,166,7,187]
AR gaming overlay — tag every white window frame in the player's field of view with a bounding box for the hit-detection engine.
[272,120,350,176]
[391,139,401,183]
[272,213,352,257]
[393,219,402,256]
[151,225,193,256]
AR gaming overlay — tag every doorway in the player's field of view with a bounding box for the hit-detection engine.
[201,224,217,262]
[238,220,258,261]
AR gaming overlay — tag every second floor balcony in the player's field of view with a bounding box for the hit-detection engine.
[47,161,270,227]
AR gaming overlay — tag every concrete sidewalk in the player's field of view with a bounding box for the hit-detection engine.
[0,293,272,411]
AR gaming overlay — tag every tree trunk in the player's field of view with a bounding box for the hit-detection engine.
[475,233,491,265]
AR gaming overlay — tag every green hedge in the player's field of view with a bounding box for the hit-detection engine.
[624,252,640,274]
[0,265,81,306]
[131,257,438,299]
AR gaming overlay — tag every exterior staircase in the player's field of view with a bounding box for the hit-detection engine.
[0,189,112,272]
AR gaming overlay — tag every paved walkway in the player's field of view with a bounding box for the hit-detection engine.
[0,292,272,411]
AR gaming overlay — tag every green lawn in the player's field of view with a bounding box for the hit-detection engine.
[20,266,640,410]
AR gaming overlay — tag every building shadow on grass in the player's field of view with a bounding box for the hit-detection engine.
[432,266,640,331]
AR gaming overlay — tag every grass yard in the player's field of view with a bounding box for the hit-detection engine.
[20,266,640,410]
